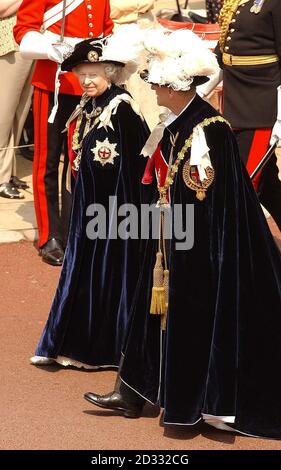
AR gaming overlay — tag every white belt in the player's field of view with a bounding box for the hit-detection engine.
[42,0,84,31]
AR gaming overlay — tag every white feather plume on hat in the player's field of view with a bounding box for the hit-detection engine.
[100,24,145,82]
[143,28,220,90]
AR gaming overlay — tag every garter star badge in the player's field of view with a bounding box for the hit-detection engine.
[91,138,119,166]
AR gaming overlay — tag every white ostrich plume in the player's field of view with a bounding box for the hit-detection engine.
[101,24,145,78]
[143,28,219,90]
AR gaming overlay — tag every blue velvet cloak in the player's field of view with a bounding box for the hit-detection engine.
[120,95,281,438]
[35,85,150,368]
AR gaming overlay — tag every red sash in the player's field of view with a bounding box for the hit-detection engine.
[68,118,78,176]
[142,144,169,183]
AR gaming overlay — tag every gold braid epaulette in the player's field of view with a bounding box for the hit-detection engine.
[218,0,247,52]
[160,116,230,197]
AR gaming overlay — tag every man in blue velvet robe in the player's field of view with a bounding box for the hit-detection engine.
[84,29,281,439]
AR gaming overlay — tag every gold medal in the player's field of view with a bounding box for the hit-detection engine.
[182,159,215,201]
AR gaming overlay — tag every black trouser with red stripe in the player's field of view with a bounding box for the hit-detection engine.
[235,129,281,231]
[33,88,80,248]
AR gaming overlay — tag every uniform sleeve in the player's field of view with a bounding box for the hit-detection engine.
[103,0,114,36]
[214,41,223,68]
[13,0,46,43]
[272,0,281,58]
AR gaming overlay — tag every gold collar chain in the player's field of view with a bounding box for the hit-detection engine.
[157,116,230,205]
[72,108,102,153]
[71,108,102,171]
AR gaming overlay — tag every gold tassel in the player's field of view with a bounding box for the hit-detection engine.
[150,133,177,326]
[150,251,166,315]
[161,269,169,330]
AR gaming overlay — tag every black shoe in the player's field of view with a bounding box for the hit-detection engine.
[39,238,64,266]
[10,176,29,190]
[84,391,143,418]
[0,182,24,199]
[20,146,34,161]
[188,11,208,24]
[170,13,191,22]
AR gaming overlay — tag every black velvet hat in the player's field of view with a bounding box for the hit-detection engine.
[61,38,125,72]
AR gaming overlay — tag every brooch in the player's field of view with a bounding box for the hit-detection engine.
[87,50,99,62]
[91,137,119,166]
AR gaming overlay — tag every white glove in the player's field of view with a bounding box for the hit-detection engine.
[48,41,74,63]
[270,120,281,147]
[20,31,56,60]
[20,31,72,63]
[197,68,223,98]
[270,85,281,147]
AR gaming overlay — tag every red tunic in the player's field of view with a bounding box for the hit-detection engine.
[14,0,113,95]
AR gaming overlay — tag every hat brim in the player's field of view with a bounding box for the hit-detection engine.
[62,59,125,72]
[140,70,209,87]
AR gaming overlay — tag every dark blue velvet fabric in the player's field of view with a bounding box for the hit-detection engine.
[120,95,281,438]
[35,85,150,367]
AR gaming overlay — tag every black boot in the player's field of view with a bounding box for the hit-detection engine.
[84,380,145,418]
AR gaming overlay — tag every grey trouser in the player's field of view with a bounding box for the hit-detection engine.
[0,51,33,184]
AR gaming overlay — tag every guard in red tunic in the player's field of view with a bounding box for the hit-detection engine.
[14,0,113,265]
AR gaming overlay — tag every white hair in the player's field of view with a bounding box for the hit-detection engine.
[103,63,125,85]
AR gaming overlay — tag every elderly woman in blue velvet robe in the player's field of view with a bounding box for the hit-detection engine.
[30,36,150,369]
